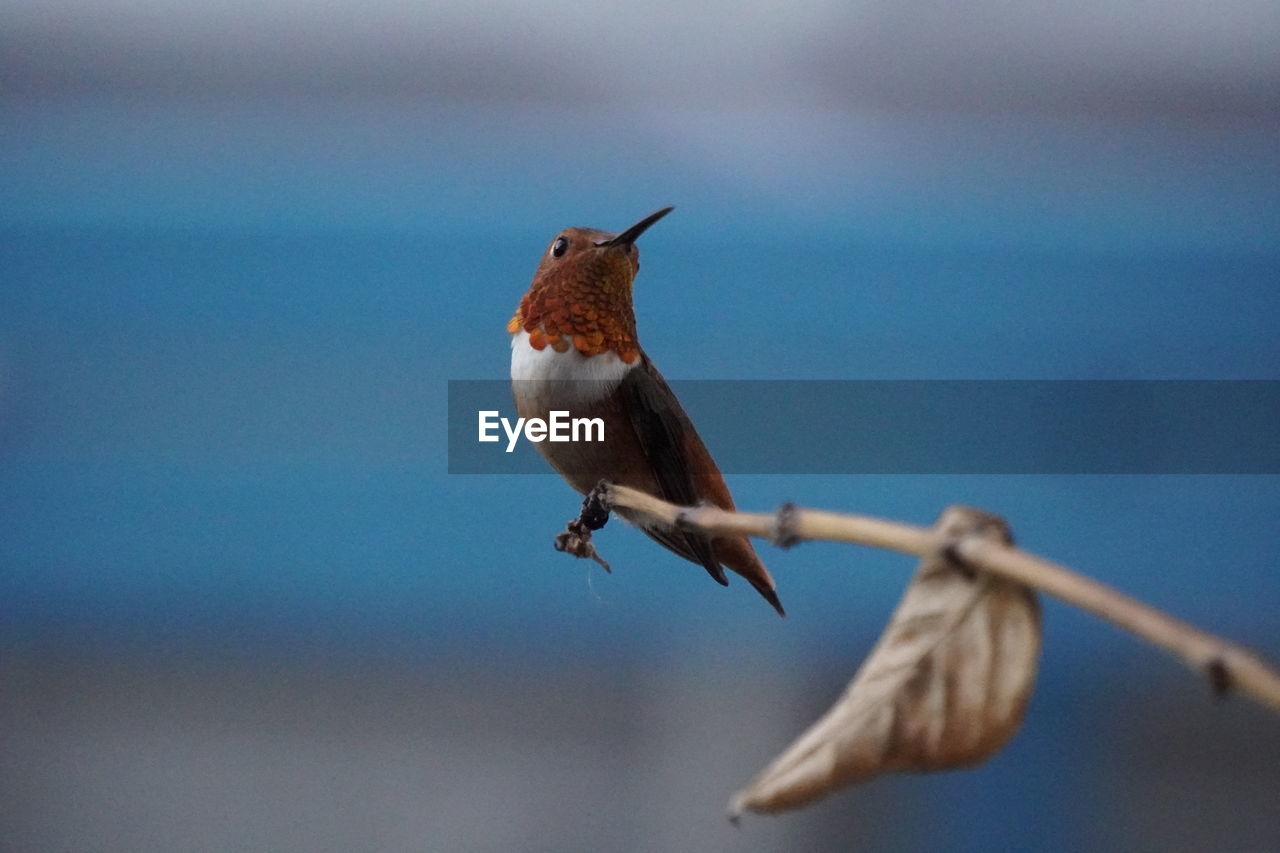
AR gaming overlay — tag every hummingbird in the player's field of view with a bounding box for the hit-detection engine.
[508,206,784,616]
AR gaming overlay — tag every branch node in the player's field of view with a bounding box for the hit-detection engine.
[940,543,978,580]
[772,502,802,549]
[674,509,697,533]
[1206,657,1232,698]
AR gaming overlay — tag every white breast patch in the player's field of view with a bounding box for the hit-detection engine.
[510,329,635,406]
[510,330,633,382]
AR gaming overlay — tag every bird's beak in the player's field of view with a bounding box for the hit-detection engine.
[596,206,674,248]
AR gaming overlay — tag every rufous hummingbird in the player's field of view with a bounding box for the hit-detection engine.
[508,206,784,616]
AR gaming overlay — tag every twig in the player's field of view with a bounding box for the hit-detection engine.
[567,482,1280,715]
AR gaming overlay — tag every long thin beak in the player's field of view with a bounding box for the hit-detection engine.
[596,206,674,248]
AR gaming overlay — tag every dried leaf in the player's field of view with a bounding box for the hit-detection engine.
[731,506,1041,816]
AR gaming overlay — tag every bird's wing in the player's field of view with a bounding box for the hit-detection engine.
[616,354,728,585]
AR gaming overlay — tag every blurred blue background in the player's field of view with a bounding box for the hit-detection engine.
[2,1,1278,850]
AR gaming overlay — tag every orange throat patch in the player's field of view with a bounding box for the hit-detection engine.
[508,259,641,364]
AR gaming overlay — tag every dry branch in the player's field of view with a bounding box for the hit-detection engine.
[552,481,1280,815]
[582,482,1280,714]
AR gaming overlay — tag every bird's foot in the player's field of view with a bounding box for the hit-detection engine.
[579,481,613,531]
[553,482,614,572]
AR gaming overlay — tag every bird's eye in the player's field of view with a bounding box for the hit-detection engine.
[551,236,568,258]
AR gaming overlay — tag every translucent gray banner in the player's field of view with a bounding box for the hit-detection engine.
[449,380,1280,474]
